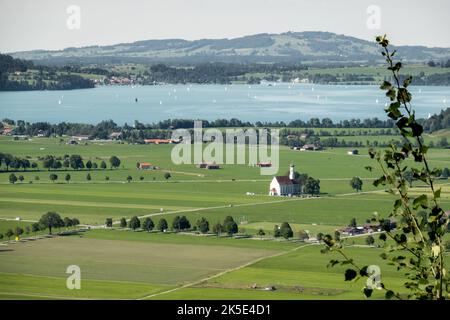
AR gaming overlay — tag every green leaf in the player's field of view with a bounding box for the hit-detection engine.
[412,194,428,209]
[434,188,441,199]
[411,123,423,137]
[345,269,357,281]
[386,88,396,101]
[403,76,412,88]
[380,81,392,90]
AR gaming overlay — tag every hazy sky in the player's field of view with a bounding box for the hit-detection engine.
[1,0,449,53]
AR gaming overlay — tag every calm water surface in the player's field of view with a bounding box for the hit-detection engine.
[0,83,449,124]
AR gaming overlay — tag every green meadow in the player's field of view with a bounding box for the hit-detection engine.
[0,135,449,299]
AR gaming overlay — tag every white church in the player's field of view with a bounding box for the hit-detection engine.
[269,164,300,196]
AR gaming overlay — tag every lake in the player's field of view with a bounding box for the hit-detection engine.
[0,83,449,124]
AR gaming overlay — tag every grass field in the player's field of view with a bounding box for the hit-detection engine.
[0,136,449,299]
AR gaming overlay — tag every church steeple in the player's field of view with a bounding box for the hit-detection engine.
[289,163,295,180]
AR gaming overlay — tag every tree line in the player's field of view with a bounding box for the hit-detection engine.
[0,211,80,241]
[109,215,239,236]
[0,54,94,91]
[0,152,121,172]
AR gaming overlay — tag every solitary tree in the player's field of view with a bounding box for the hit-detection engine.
[105,218,113,228]
[39,212,63,235]
[280,222,293,239]
[14,227,24,238]
[86,160,92,170]
[100,161,107,170]
[9,173,17,184]
[18,175,24,183]
[49,173,58,183]
[109,156,121,169]
[72,218,80,228]
[164,172,171,181]
[120,217,127,228]
[65,174,71,183]
[126,175,132,183]
[350,176,363,192]
[196,217,209,234]
[297,229,309,241]
[86,173,92,181]
[211,223,222,235]
[157,218,168,232]
[31,222,40,236]
[257,229,266,238]
[305,177,320,195]
[273,225,281,237]
[223,216,238,235]
[142,217,155,232]
[64,217,73,228]
[366,235,375,246]
[128,216,141,230]
[317,232,324,242]
[5,229,14,240]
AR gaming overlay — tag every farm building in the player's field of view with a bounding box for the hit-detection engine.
[110,132,123,140]
[137,162,154,170]
[1,127,13,135]
[300,144,321,151]
[269,164,300,196]
[198,162,220,169]
[256,162,272,167]
[72,135,90,141]
[347,149,359,155]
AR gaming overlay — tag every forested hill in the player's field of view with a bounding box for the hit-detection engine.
[9,32,450,66]
[0,54,95,91]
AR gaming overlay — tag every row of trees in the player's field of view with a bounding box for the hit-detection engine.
[8,172,172,184]
[111,215,239,235]
[0,153,122,172]
[0,212,81,240]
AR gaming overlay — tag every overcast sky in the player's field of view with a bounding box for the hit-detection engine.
[1,0,449,53]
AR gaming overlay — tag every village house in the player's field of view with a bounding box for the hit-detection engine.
[269,164,300,196]
[256,162,272,168]
[137,162,154,170]
[36,130,46,137]
[72,135,90,141]
[197,162,220,169]
[300,144,321,151]
[1,127,13,135]
[110,132,123,140]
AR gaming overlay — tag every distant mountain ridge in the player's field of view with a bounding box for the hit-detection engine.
[9,31,450,65]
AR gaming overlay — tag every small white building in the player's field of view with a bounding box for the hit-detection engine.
[269,164,300,196]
